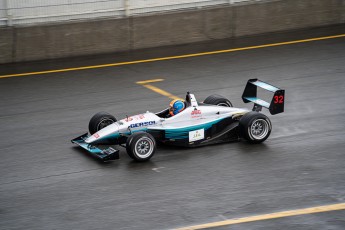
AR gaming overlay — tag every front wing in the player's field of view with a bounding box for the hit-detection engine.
[71,133,119,161]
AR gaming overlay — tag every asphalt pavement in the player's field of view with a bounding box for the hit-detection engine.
[0,25,345,230]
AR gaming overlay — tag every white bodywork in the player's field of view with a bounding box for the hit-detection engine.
[85,94,249,144]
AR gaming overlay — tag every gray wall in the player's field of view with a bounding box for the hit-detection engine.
[0,0,344,63]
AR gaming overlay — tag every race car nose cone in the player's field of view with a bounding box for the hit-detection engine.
[85,123,120,143]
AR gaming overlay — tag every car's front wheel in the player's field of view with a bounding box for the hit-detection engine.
[126,132,156,162]
[88,112,117,135]
[239,112,271,143]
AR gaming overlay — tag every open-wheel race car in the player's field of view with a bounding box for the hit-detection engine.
[72,79,285,162]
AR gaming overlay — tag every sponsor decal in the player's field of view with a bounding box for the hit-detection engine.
[130,121,156,128]
[189,129,204,142]
[125,114,145,122]
[93,133,100,139]
[191,109,202,118]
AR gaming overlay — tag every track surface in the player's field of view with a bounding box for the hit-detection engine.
[1,26,345,230]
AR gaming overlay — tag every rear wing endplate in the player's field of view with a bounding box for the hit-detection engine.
[242,79,285,115]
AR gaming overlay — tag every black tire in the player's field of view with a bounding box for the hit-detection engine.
[88,112,117,135]
[239,112,271,143]
[204,94,233,107]
[126,132,156,162]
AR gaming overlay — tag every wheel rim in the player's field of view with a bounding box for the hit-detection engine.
[250,119,269,140]
[97,118,115,131]
[134,137,154,158]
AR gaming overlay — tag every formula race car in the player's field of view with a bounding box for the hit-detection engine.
[72,79,285,162]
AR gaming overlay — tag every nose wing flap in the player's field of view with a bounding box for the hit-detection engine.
[71,133,119,161]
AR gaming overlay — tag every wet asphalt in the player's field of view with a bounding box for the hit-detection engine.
[0,25,345,230]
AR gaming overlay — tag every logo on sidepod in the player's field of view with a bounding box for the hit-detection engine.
[191,109,202,118]
[191,110,201,115]
[193,130,202,139]
[130,121,156,128]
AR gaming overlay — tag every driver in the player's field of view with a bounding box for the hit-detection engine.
[169,99,186,117]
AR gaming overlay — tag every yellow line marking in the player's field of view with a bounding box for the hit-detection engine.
[136,78,182,100]
[1,34,345,79]
[141,84,182,100]
[136,79,164,84]
[175,203,345,230]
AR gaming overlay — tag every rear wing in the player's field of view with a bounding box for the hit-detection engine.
[242,79,285,115]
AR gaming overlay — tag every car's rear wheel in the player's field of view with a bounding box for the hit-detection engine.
[88,112,117,135]
[204,94,233,107]
[239,112,271,143]
[126,132,156,162]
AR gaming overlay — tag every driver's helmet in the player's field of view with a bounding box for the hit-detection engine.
[169,99,186,116]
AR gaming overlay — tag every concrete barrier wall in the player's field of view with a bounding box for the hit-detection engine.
[0,28,13,63]
[235,0,345,36]
[13,19,130,62]
[0,0,344,63]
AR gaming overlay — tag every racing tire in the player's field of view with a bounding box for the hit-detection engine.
[126,132,156,162]
[204,94,233,107]
[239,112,271,143]
[88,112,117,135]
